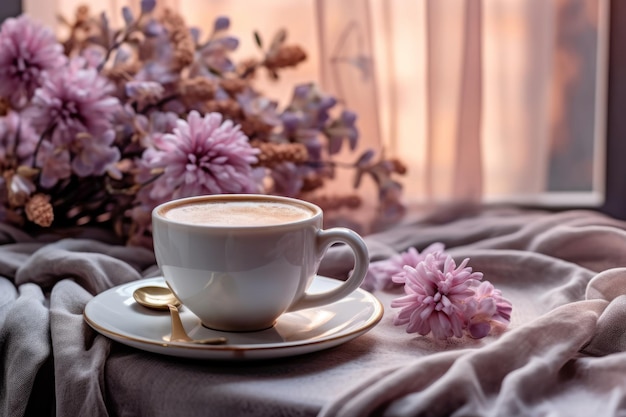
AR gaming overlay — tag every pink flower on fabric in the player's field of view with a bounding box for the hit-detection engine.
[0,15,66,107]
[29,57,119,145]
[362,243,446,291]
[391,255,483,339]
[463,281,512,338]
[143,110,261,201]
[390,243,446,286]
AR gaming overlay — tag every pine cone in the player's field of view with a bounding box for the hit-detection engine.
[25,194,54,227]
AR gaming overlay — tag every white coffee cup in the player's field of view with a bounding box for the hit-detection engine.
[152,194,369,332]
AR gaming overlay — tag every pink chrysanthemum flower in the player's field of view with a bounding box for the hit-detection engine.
[362,243,446,291]
[0,15,66,107]
[463,281,513,339]
[29,57,119,146]
[390,243,447,286]
[143,110,261,200]
[391,255,483,339]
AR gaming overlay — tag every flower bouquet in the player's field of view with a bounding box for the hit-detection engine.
[0,0,405,247]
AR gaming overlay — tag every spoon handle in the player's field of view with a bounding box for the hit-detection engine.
[168,304,192,342]
[167,304,227,345]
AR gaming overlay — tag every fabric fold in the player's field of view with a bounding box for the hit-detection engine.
[319,299,607,417]
[50,279,110,417]
[318,208,626,417]
[2,207,626,417]
[1,230,155,417]
[0,283,51,417]
[15,238,155,293]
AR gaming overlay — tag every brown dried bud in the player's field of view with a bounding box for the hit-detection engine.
[264,45,307,70]
[344,194,362,209]
[103,62,140,83]
[219,78,248,96]
[300,175,324,192]
[179,77,217,101]
[239,118,274,139]
[308,194,362,212]
[173,40,194,70]
[161,9,194,70]
[161,9,185,31]
[389,158,407,175]
[75,5,90,25]
[25,194,54,227]
[251,141,308,167]
[205,99,242,120]
[314,195,341,211]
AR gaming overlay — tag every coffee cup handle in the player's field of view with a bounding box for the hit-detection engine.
[287,227,369,312]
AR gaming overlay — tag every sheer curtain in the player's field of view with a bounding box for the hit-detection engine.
[23,0,609,209]
[318,0,608,207]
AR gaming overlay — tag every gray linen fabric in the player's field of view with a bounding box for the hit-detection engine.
[0,232,156,417]
[2,207,626,417]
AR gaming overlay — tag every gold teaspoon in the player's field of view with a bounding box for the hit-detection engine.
[133,286,181,310]
[132,286,227,345]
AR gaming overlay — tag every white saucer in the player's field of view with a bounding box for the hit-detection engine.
[84,275,383,360]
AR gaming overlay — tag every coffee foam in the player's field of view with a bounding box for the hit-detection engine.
[162,200,315,226]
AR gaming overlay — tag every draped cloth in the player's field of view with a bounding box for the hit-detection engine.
[2,207,626,417]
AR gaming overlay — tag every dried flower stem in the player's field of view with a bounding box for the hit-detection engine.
[306,160,355,170]
[97,11,148,72]
[140,94,179,113]
[105,171,163,196]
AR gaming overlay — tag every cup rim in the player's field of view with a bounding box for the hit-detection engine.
[152,194,322,229]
